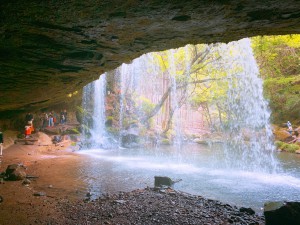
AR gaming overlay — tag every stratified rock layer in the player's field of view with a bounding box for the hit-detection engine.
[1,0,300,111]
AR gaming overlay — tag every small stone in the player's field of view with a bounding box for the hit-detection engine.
[239,207,255,215]
[22,179,31,185]
[33,192,46,196]
[114,200,127,204]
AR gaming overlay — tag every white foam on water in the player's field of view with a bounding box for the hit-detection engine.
[77,148,300,189]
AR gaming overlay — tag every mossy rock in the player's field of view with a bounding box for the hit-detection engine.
[161,138,171,145]
[105,117,113,127]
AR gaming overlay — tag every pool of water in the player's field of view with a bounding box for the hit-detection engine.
[76,143,300,213]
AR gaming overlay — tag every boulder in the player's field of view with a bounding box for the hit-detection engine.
[120,127,140,147]
[273,128,292,141]
[5,164,27,181]
[264,201,300,225]
[154,176,174,187]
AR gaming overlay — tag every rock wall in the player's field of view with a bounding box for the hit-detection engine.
[0,0,300,112]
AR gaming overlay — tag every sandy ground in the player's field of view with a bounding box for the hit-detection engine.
[0,132,86,225]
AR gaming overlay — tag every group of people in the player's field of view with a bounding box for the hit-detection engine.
[39,109,68,129]
[24,110,68,137]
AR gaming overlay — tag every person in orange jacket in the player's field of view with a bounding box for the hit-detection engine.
[25,123,32,138]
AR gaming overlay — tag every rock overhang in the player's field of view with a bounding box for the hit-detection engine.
[1,0,300,112]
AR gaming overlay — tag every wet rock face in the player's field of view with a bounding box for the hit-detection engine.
[0,0,300,112]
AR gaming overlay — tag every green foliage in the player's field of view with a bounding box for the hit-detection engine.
[276,141,300,153]
[251,34,300,124]
[123,119,138,129]
[137,96,155,115]
[252,35,300,78]
[263,76,300,123]
[70,128,80,134]
[275,141,285,148]
[76,105,92,123]
[161,138,171,145]
[283,144,300,153]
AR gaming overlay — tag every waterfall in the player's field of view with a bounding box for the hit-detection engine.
[218,38,278,173]
[82,73,112,149]
[167,49,183,146]
[81,39,279,174]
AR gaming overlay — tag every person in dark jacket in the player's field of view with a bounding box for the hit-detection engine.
[25,113,34,123]
[63,109,68,124]
[0,129,3,156]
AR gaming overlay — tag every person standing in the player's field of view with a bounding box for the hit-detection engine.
[25,123,32,138]
[25,112,34,124]
[48,113,54,127]
[63,109,68,124]
[287,121,293,135]
[60,110,64,124]
[0,129,3,156]
[43,113,48,129]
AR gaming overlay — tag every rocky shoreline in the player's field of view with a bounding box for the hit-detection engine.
[58,187,264,225]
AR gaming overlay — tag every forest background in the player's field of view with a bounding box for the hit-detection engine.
[252,35,300,125]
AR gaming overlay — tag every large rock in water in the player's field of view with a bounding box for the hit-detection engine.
[154,176,174,187]
[5,164,27,181]
[264,201,300,225]
[120,126,140,148]
[0,1,300,112]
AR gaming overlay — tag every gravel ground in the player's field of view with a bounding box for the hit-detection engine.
[60,187,265,225]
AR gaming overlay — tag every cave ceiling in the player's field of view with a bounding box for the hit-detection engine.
[1,0,300,112]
